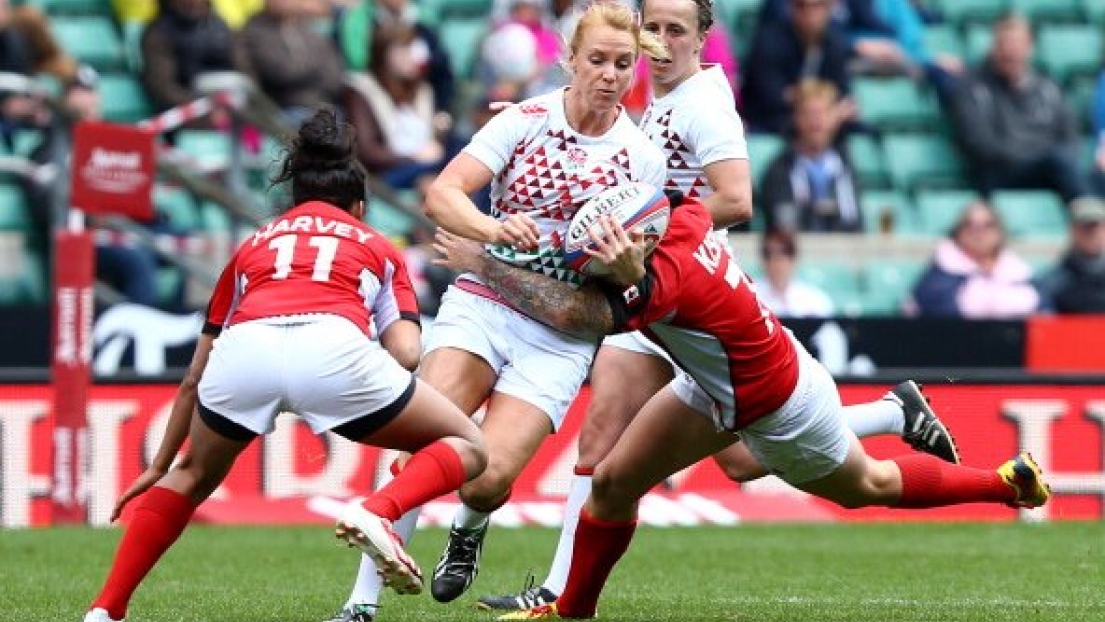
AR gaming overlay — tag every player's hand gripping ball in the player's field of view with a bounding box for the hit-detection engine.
[563,182,671,276]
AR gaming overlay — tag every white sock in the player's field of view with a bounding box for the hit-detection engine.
[392,504,420,543]
[542,473,592,595]
[843,396,904,438]
[345,505,421,608]
[454,503,491,530]
[346,554,383,611]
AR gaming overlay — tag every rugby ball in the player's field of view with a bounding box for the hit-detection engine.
[563,183,671,276]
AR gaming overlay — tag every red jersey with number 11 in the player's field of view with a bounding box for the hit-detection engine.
[607,200,799,429]
[204,201,419,338]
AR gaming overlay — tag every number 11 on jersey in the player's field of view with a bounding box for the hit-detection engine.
[269,234,340,281]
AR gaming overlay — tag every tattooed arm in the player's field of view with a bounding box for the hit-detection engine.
[433,229,618,336]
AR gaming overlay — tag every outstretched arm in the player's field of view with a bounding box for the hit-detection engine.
[433,230,616,336]
[111,333,214,521]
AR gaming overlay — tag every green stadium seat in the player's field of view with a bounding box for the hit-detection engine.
[367,197,418,238]
[1081,134,1098,176]
[431,0,494,19]
[121,19,145,72]
[175,130,233,170]
[98,73,153,123]
[28,0,113,16]
[797,262,861,300]
[153,185,200,231]
[1012,0,1084,23]
[861,260,926,316]
[156,265,183,307]
[921,24,964,59]
[11,129,43,157]
[847,133,889,190]
[930,0,1010,27]
[860,189,920,236]
[854,77,941,131]
[915,189,980,236]
[0,250,46,305]
[50,16,127,71]
[991,190,1068,238]
[1036,25,1102,85]
[1027,254,1057,277]
[1086,0,1105,25]
[964,23,993,65]
[438,18,487,80]
[0,183,31,232]
[882,133,967,192]
[716,0,762,45]
[746,133,785,192]
[199,201,232,233]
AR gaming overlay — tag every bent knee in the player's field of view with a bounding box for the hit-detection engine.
[460,463,515,509]
[591,465,643,510]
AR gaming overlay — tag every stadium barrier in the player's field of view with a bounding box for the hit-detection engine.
[1,382,1101,528]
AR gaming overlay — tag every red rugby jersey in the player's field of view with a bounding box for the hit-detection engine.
[203,201,418,338]
[605,200,799,429]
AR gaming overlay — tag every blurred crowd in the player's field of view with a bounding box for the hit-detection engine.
[2,0,1105,319]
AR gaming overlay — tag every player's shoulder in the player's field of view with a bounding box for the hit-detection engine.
[507,90,560,120]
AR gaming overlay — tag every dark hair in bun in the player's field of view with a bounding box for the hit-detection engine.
[273,105,367,211]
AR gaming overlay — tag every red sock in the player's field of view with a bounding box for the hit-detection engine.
[91,487,196,619]
[556,509,637,618]
[362,441,467,521]
[894,454,1014,508]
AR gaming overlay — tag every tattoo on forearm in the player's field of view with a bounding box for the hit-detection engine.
[478,257,614,334]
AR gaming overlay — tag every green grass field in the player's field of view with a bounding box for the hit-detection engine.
[3,522,1103,621]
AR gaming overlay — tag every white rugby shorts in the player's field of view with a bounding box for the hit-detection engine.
[601,330,673,364]
[198,314,413,435]
[425,286,597,430]
[670,345,852,484]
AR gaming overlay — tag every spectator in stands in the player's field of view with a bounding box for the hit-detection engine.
[549,0,584,40]
[477,0,565,102]
[240,0,345,126]
[139,0,253,124]
[908,0,941,24]
[741,0,855,134]
[949,13,1089,205]
[345,25,451,192]
[22,66,162,308]
[0,0,38,151]
[759,80,863,233]
[1093,68,1105,197]
[338,0,456,116]
[756,228,835,318]
[909,200,1040,319]
[758,0,914,77]
[375,0,455,115]
[868,0,962,102]
[113,0,266,29]
[1036,197,1105,314]
[10,3,78,84]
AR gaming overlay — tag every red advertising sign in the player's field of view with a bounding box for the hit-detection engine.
[1,384,1101,527]
[70,122,155,221]
[1027,316,1105,372]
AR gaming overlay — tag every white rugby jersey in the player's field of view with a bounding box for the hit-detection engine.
[639,65,748,203]
[464,88,667,285]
